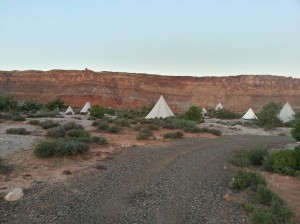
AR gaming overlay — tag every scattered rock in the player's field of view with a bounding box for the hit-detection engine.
[223,166,228,171]
[223,194,233,202]
[4,188,24,201]
[62,170,72,175]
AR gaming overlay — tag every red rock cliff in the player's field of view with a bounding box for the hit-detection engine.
[0,69,300,112]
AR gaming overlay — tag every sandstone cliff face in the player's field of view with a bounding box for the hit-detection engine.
[0,70,300,112]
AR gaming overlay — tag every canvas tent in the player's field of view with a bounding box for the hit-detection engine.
[145,95,175,119]
[80,102,91,113]
[241,108,258,120]
[65,106,75,115]
[278,102,295,123]
[215,102,223,111]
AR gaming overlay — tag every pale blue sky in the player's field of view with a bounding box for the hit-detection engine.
[1,0,300,77]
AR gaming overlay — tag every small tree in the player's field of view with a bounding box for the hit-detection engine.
[185,106,203,121]
[46,98,65,111]
[90,106,105,118]
[291,119,300,141]
[0,95,17,111]
[256,102,282,128]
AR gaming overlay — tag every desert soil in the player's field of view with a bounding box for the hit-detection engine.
[0,117,299,223]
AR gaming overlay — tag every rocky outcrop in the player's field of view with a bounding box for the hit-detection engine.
[0,69,300,112]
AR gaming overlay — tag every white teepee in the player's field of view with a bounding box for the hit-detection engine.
[65,106,75,115]
[145,95,175,119]
[215,102,223,110]
[80,102,91,113]
[202,108,207,115]
[278,102,295,123]
[242,108,258,120]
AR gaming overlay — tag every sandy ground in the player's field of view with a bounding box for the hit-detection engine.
[0,116,299,223]
[0,116,216,195]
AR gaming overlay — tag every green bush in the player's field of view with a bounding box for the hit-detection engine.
[34,139,89,158]
[67,129,90,139]
[6,127,29,135]
[243,201,254,213]
[148,124,159,130]
[98,121,109,130]
[0,156,12,174]
[247,148,269,166]
[17,100,43,111]
[206,128,222,136]
[0,95,17,111]
[213,108,241,119]
[47,126,66,138]
[232,169,266,190]
[185,106,203,121]
[251,209,273,224]
[231,150,251,167]
[40,120,60,129]
[163,131,183,139]
[12,115,26,121]
[107,124,121,133]
[62,122,83,130]
[291,119,300,141]
[92,120,101,127]
[46,98,65,111]
[256,102,282,128]
[115,119,131,127]
[262,155,274,171]
[27,111,58,118]
[28,119,40,125]
[270,149,297,175]
[137,129,153,140]
[90,136,108,145]
[90,106,105,118]
[257,185,274,205]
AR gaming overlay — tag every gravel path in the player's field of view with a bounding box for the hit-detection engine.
[0,135,294,224]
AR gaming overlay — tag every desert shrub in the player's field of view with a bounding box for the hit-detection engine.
[206,128,222,136]
[262,155,274,171]
[17,100,43,111]
[34,139,88,158]
[46,98,65,111]
[185,106,203,121]
[6,127,29,135]
[12,115,26,121]
[231,150,251,167]
[270,149,297,175]
[98,121,109,131]
[214,108,241,119]
[257,185,274,205]
[133,124,142,131]
[137,129,153,140]
[62,122,83,130]
[291,119,300,141]
[90,136,108,145]
[47,126,66,138]
[90,106,105,118]
[28,119,40,125]
[243,201,254,213]
[0,95,17,111]
[148,124,159,130]
[247,148,269,166]
[251,209,273,224]
[163,119,197,130]
[27,111,58,118]
[92,120,101,126]
[117,119,131,127]
[67,129,90,139]
[107,124,121,133]
[40,120,60,129]
[163,131,183,139]
[232,169,266,190]
[256,102,282,128]
[0,156,12,174]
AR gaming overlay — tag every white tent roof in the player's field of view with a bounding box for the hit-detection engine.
[80,102,91,113]
[202,108,207,115]
[65,106,75,115]
[242,108,258,120]
[215,102,223,110]
[278,102,295,123]
[145,95,175,119]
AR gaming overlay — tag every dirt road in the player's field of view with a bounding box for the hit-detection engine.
[0,135,294,224]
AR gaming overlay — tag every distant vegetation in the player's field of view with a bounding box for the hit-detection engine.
[256,102,282,129]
